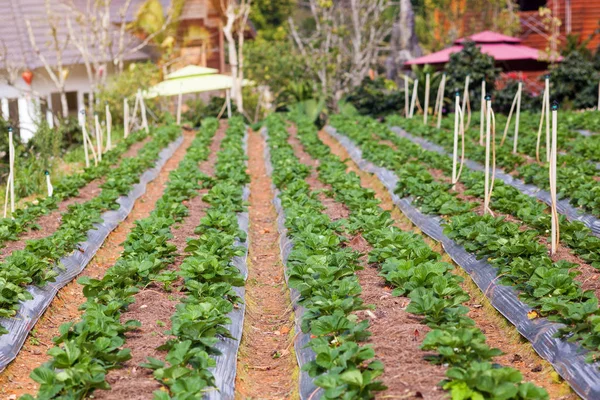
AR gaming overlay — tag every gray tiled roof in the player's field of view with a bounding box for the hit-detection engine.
[0,0,151,71]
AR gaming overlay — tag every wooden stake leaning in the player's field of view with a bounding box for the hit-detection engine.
[105,104,112,152]
[424,73,430,125]
[484,95,494,216]
[3,126,15,218]
[435,74,446,129]
[139,90,149,134]
[500,81,522,150]
[404,77,409,117]
[545,76,551,161]
[514,81,522,154]
[45,170,53,197]
[462,75,472,131]
[480,80,486,146]
[452,92,466,187]
[409,79,419,118]
[550,101,560,254]
[79,109,90,167]
[124,98,130,139]
[94,113,103,161]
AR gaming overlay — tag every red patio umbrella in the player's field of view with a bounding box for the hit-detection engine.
[406,30,561,71]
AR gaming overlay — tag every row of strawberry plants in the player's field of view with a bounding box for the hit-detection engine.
[389,115,600,216]
[0,125,179,334]
[330,114,600,364]
[265,114,385,399]
[22,119,220,399]
[143,116,249,399]
[351,115,600,269]
[293,114,548,400]
[0,129,149,247]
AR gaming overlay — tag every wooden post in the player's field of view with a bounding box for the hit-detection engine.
[94,113,102,161]
[452,92,460,186]
[105,104,112,152]
[45,170,53,197]
[484,94,492,215]
[597,80,600,111]
[177,82,183,125]
[124,98,130,139]
[436,74,446,129]
[424,73,430,125]
[514,81,522,154]
[79,109,90,167]
[480,80,486,146]
[4,126,15,217]
[409,79,419,118]
[550,101,559,254]
[404,77,409,117]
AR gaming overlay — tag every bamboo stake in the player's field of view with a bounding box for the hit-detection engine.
[500,83,521,147]
[424,74,430,125]
[45,170,53,197]
[404,77,409,117]
[4,126,15,218]
[536,85,548,163]
[436,74,446,129]
[457,97,466,183]
[462,75,471,130]
[3,172,10,218]
[550,101,559,254]
[409,79,418,118]
[545,76,551,161]
[513,81,522,154]
[177,82,183,125]
[597,81,600,111]
[484,95,492,215]
[94,113,102,161]
[138,90,149,133]
[452,92,460,186]
[124,98,130,139]
[480,80,486,146]
[105,104,112,151]
[79,110,90,168]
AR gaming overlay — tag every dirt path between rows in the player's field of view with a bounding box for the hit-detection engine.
[235,129,296,399]
[93,122,227,400]
[320,130,575,400]
[0,137,150,261]
[0,130,195,399]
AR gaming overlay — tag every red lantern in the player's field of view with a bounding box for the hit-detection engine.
[22,70,33,85]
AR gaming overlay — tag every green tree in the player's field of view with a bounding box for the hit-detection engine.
[550,51,599,109]
[445,41,499,108]
[251,0,295,38]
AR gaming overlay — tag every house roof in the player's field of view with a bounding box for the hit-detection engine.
[455,30,522,44]
[0,0,150,71]
[406,30,561,67]
[69,0,172,24]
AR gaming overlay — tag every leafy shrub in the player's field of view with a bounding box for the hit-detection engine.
[445,41,500,110]
[345,77,404,117]
[550,50,599,109]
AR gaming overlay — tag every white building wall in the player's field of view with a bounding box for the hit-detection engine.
[0,64,97,141]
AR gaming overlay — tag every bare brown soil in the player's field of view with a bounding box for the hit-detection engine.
[0,130,196,399]
[235,129,296,399]
[320,129,575,400]
[93,122,227,400]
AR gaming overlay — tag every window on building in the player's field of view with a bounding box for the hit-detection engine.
[518,0,547,12]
